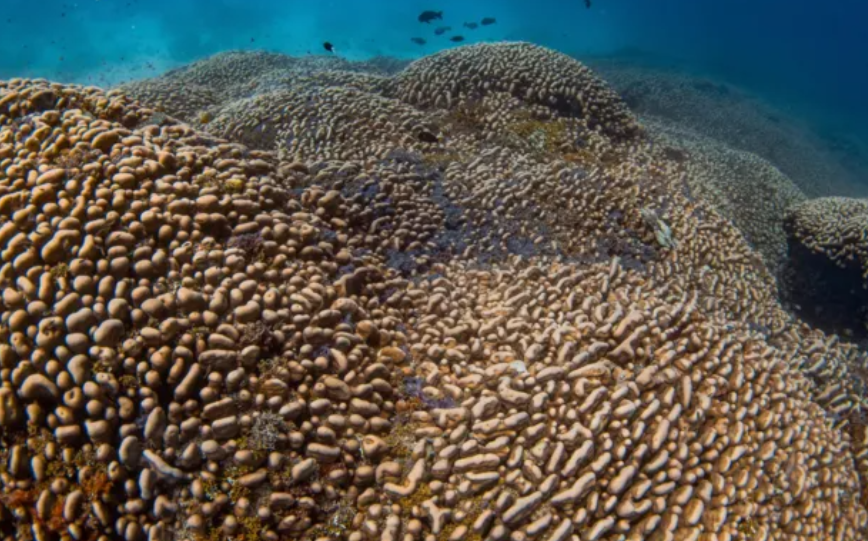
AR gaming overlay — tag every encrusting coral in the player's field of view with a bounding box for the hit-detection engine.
[787,197,868,281]
[589,59,868,199]
[0,42,866,541]
[783,197,868,337]
[644,119,806,274]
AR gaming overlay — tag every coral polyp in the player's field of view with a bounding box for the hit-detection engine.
[0,41,866,541]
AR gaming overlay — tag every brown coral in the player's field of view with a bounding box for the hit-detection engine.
[646,118,807,273]
[0,41,866,541]
[590,59,868,198]
[388,42,642,141]
[783,197,868,337]
[787,197,868,277]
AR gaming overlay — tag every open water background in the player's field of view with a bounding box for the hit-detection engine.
[2,0,866,173]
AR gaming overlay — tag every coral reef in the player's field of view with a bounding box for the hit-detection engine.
[783,197,868,337]
[787,197,868,278]
[387,43,641,141]
[0,42,867,541]
[646,119,807,273]
[119,51,401,122]
[590,58,868,198]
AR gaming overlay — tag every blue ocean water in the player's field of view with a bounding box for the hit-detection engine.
[2,0,866,150]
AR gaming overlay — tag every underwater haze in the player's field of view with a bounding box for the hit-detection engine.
[3,0,868,137]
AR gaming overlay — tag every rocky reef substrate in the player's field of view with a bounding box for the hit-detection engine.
[784,197,868,338]
[0,44,866,541]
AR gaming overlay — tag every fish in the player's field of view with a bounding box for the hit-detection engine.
[323,42,334,53]
[418,10,443,24]
[434,26,451,35]
[584,0,591,8]
[411,37,427,46]
[464,22,479,30]
[481,17,496,26]
[450,35,465,42]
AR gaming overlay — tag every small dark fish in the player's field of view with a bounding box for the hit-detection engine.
[323,41,334,53]
[584,0,591,8]
[481,17,496,26]
[434,26,451,35]
[450,35,464,43]
[463,22,478,30]
[411,37,427,46]
[418,10,443,24]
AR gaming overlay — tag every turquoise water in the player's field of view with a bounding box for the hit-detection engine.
[3,0,867,179]
[3,1,866,133]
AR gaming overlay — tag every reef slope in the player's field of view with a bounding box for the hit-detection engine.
[0,44,866,541]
